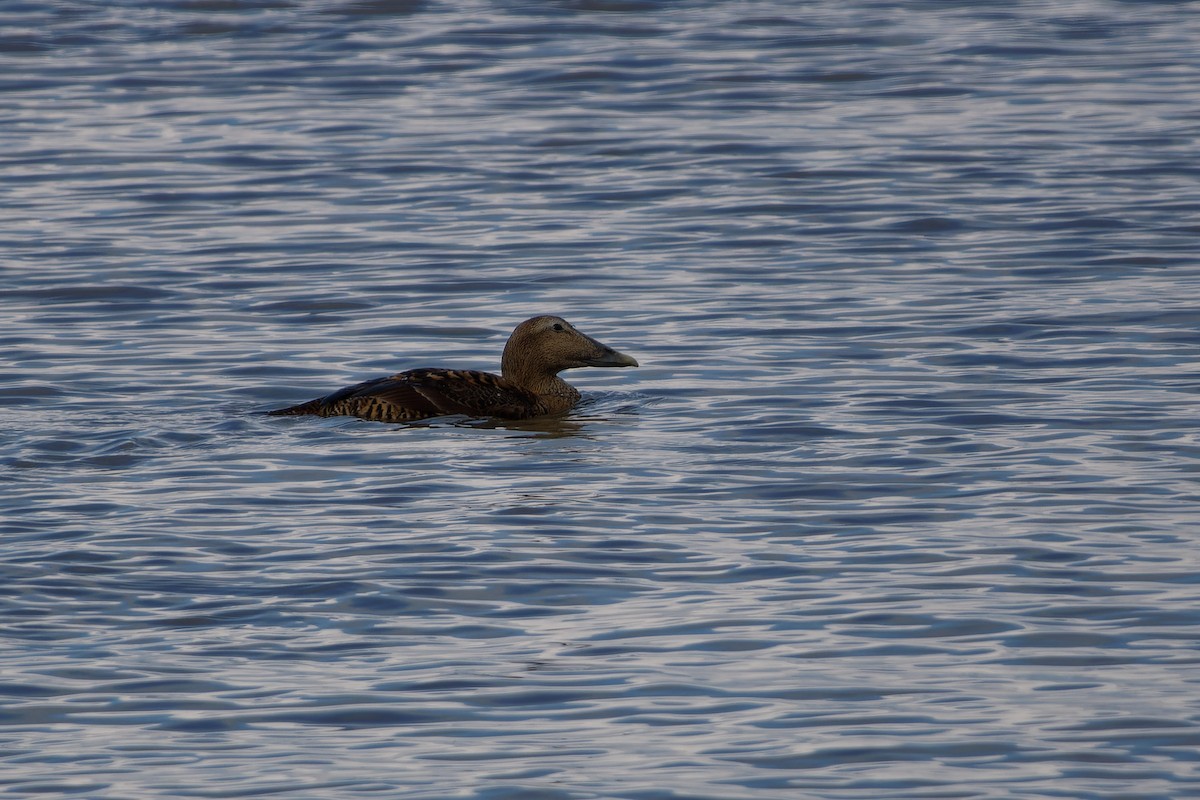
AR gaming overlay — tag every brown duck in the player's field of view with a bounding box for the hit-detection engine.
[267,315,638,423]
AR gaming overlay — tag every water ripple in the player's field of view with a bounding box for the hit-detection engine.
[3,1,1200,798]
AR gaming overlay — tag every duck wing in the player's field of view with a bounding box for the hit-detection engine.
[266,375,437,421]
[402,369,545,419]
[268,369,543,422]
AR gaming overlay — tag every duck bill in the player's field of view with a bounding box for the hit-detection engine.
[584,344,639,368]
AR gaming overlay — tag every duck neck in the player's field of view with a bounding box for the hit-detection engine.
[534,375,581,414]
[503,361,579,404]
[503,364,571,395]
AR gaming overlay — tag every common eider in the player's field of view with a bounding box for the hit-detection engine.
[267,315,638,423]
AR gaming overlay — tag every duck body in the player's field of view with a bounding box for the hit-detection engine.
[268,367,558,422]
[267,316,637,423]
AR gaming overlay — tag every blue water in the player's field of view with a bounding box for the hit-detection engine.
[3,2,1200,798]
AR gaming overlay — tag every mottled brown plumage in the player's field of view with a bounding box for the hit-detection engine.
[267,315,638,423]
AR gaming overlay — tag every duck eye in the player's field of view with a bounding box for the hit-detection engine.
[552,323,565,331]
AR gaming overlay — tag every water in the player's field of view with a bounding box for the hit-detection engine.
[3,2,1200,798]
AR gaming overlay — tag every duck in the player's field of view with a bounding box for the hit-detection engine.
[267,315,638,423]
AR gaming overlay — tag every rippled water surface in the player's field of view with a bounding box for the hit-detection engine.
[4,2,1200,798]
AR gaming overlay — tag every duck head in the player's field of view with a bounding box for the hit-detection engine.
[501,315,638,383]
